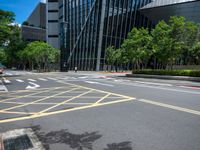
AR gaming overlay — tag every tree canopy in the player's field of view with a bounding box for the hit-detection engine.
[105,16,200,71]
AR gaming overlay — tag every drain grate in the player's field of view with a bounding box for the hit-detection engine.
[1,129,44,150]
[4,134,33,150]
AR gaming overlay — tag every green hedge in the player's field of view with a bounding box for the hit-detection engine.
[132,69,200,77]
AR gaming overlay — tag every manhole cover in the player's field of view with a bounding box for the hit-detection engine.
[1,128,44,150]
[4,134,33,150]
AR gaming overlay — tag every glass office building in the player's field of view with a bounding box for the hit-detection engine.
[58,0,152,71]
[47,0,200,71]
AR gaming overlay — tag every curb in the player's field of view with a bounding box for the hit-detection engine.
[126,74,200,82]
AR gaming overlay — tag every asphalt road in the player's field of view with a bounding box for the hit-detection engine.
[0,70,200,150]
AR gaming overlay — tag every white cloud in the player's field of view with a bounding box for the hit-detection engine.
[40,0,46,3]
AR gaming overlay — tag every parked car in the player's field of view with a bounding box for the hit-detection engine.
[0,63,5,74]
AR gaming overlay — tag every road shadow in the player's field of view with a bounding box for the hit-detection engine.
[104,141,132,150]
[31,125,102,150]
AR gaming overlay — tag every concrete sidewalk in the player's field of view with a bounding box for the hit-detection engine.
[126,74,200,82]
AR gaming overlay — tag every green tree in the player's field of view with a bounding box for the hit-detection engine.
[21,41,60,71]
[168,16,185,69]
[0,48,6,64]
[0,9,15,46]
[152,17,185,69]
[122,27,152,69]
[152,20,173,69]
[22,21,29,26]
[181,21,199,64]
[190,42,200,65]
[115,48,128,71]
[4,26,27,67]
[105,46,116,71]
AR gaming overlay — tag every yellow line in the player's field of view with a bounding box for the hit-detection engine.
[94,93,111,104]
[0,87,62,102]
[138,99,200,116]
[0,86,68,96]
[0,111,35,115]
[0,87,80,112]
[1,101,93,105]
[0,96,121,99]
[38,89,94,113]
[0,98,134,124]
[57,81,133,99]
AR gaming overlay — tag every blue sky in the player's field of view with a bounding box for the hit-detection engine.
[0,0,46,24]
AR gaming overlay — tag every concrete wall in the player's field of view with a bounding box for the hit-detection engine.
[47,0,59,49]
[27,2,46,28]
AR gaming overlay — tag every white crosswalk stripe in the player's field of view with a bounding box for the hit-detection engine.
[16,79,24,83]
[38,78,47,81]
[2,77,11,84]
[0,80,8,92]
[47,77,57,80]
[28,79,36,82]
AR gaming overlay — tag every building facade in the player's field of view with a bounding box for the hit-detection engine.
[22,2,46,42]
[51,0,152,71]
[47,0,200,71]
[140,0,200,24]
[47,0,60,49]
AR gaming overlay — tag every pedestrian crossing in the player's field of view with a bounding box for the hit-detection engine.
[0,77,58,84]
[2,71,36,77]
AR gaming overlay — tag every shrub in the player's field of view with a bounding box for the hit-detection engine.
[132,69,200,77]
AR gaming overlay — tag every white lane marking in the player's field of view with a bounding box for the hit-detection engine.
[100,79,200,95]
[38,78,47,81]
[85,81,114,87]
[135,81,172,87]
[78,76,88,79]
[2,77,11,84]
[139,99,200,116]
[0,80,8,92]
[16,79,24,83]
[26,82,40,89]
[47,77,57,80]
[5,73,12,76]
[28,79,36,82]
[0,85,8,92]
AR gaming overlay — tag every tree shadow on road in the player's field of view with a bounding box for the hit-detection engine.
[31,125,102,150]
[104,141,132,150]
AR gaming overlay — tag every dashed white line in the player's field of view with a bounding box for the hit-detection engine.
[47,77,57,80]
[16,79,24,83]
[85,81,114,87]
[38,78,47,81]
[78,76,88,79]
[134,81,172,87]
[28,79,36,82]
[5,73,12,76]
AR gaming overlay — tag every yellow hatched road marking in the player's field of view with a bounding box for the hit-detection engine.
[0,87,80,112]
[0,86,70,96]
[38,89,94,113]
[0,87,62,103]
[0,98,134,124]
[1,101,94,105]
[94,93,111,104]
[0,111,36,115]
[57,80,133,99]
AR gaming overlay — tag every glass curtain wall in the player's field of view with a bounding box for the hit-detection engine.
[60,0,152,71]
